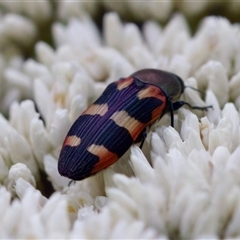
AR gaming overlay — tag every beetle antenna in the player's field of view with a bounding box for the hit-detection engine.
[185,86,206,96]
[172,100,213,112]
[182,101,213,111]
[139,133,146,149]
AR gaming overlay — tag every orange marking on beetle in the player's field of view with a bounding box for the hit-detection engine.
[149,104,167,125]
[117,77,134,90]
[64,135,81,147]
[110,111,146,140]
[82,104,108,116]
[87,144,119,173]
[149,92,167,123]
[137,85,166,101]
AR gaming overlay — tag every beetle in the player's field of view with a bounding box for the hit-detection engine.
[58,68,211,181]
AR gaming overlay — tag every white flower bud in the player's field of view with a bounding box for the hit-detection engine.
[195,61,228,107]
[2,14,37,47]
[7,163,36,195]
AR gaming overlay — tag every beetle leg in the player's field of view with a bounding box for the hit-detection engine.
[134,128,147,149]
[168,99,175,127]
[139,131,147,149]
[170,101,213,127]
[172,101,184,111]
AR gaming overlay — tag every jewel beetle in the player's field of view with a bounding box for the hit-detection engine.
[58,68,211,181]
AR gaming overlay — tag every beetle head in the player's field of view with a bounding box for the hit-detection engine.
[130,69,184,102]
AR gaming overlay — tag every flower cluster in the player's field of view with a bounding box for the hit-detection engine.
[0,1,240,239]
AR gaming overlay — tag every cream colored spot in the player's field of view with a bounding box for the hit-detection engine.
[64,135,81,147]
[117,77,133,90]
[83,104,108,116]
[110,111,145,140]
[87,144,109,156]
[137,87,154,100]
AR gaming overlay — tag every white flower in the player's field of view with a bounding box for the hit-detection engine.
[0,180,71,238]
[0,1,51,23]
[156,14,190,58]
[57,1,100,21]
[0,3,240,239]
[195,60,229,107]
[53,17,101,54]
[43,154,69,190]
[102,0,172,22]
[230,70,240,105]
[7,163,36,195]
[0,14,37,47]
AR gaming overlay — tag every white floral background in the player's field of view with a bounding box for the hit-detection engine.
[0,1,240,239]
